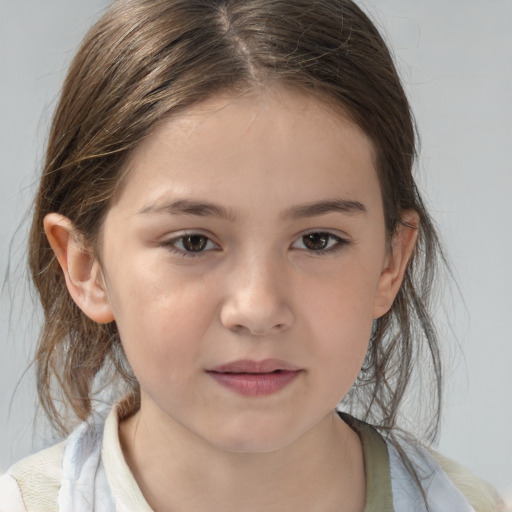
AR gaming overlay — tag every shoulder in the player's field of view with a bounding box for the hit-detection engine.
[387,438,505,512]
[0,441,65,512]
[0,414,107,512]
[341,413,505,512]
[429,449,507,512]
[0,474,27,512]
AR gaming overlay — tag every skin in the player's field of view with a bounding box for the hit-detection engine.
[45,86,418,512]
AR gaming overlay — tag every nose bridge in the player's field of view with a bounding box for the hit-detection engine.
[220,246,294,335]
[241,250,282,305]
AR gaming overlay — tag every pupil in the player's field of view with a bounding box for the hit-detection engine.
[304,233,329,250]
[183,235,207,252]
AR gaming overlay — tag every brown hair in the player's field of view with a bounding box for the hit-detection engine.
[29,0,443,441]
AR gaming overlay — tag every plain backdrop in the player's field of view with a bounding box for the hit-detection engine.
[1,0,511,500]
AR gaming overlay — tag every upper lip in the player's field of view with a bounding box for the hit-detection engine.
[207,358,301,374]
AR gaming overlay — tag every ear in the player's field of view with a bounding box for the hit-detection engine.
[43,213,115,324]
[373,210,419,319]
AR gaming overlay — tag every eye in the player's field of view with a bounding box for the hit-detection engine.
[162,233,220,256]
[291,231,350,253]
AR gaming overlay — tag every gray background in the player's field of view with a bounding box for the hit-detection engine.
[1,0,511,500]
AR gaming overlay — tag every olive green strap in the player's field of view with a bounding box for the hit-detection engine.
[338,413,394,512]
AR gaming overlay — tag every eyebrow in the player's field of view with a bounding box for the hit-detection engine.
[137,199,237,221]
[281,199,367,219]
[137,198,366,221]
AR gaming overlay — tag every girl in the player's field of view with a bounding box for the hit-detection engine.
[0,0,506,510]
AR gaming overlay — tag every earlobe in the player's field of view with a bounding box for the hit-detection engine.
[43,213,114,324]
[373,210,419,319]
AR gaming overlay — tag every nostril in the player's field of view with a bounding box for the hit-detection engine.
[220,297,294,336]
[248,324,285,336]
[248,328,269,336]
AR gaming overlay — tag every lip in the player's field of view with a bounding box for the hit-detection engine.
[208,358,301,374]
[206,359,303,397]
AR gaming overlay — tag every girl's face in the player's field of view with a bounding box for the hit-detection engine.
[80,87,413,452]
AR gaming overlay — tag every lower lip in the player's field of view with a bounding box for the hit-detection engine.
[207,370,301,397]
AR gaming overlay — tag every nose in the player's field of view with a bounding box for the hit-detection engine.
[220,254,294,336]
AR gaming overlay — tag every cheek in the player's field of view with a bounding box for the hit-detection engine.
[105,258,218,385]
[301,255,382,327]
[298,258,382,375]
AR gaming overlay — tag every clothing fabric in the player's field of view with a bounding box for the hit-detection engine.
[0,403,502,512]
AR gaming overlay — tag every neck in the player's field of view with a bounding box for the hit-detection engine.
[119,400,365,512]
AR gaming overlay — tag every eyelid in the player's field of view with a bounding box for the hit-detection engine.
[159,230,221,257]
[290,229,352,253]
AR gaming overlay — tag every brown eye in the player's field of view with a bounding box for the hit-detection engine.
[302,232,331,250]
[182,235,208,252]
[162,233,219,257]
[291,231,349,254]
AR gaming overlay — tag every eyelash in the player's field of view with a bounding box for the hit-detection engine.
[159,231,351,258]
[291,231,351,255]
[159,233,220,258]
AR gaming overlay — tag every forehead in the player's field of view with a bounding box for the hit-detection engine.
[113,86,381,219]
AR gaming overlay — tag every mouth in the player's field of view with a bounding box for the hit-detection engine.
[206,359,303,397]
[208,358,301,374]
